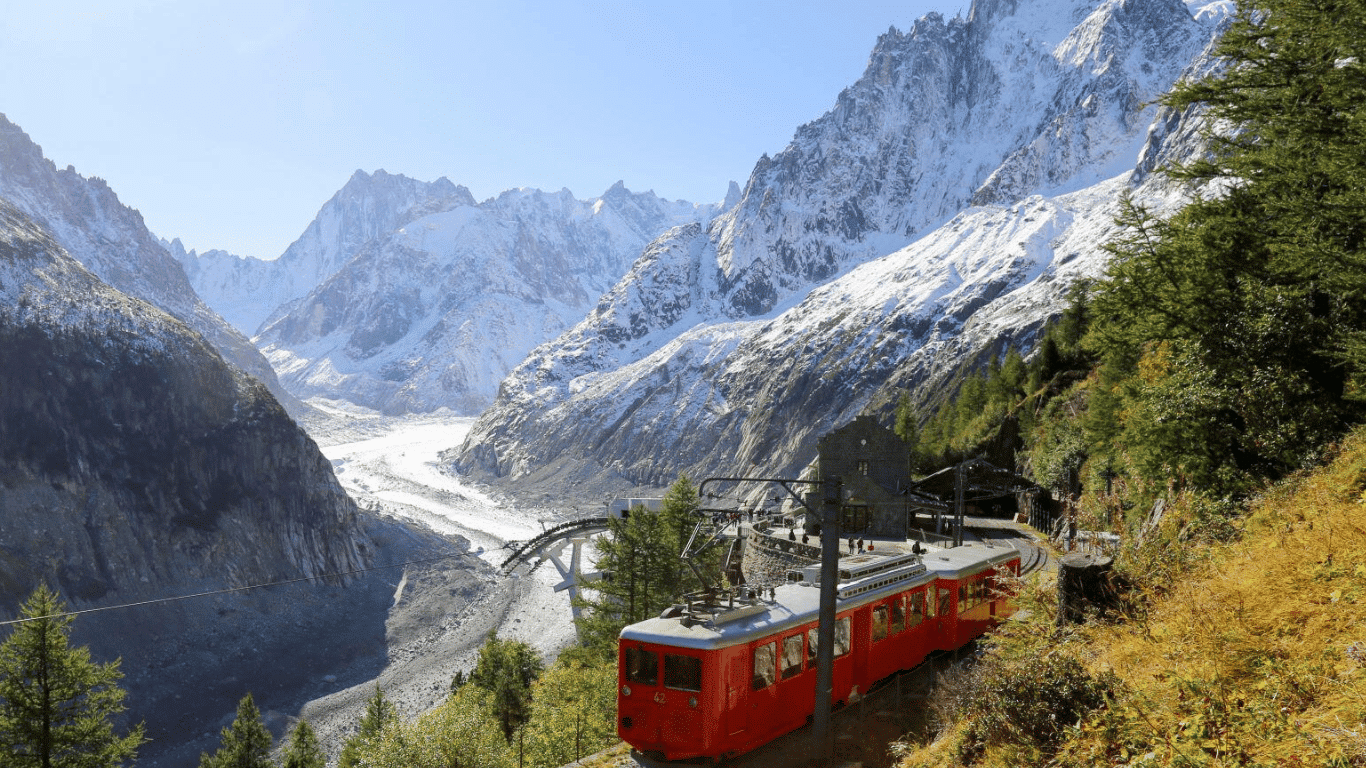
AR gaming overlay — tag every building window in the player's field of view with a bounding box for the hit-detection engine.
[858,460,869,476]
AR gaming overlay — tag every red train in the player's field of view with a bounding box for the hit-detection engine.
[616,543,1020,761]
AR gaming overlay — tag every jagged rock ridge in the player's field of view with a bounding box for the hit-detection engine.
[0,113,301,413]
[452,0,1225,498]
[170,169,477,336]
[250,180,725,414]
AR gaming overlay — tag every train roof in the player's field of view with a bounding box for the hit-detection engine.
[620,541,1019,651]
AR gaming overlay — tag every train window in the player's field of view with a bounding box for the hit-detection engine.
[890,597,905,634]
[806,627,819,667]
[781,635,803,680]
[908,591,924,627]
[625,646,658,686]
[753,642,777,690]
[834,617,851,657]
[664,654,702,692]
[938,587,953,617]
[872,605,888,642]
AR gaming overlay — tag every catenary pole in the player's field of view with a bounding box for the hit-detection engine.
[812,475,842,765]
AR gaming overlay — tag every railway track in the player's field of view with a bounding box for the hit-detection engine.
[964,520,1054,576]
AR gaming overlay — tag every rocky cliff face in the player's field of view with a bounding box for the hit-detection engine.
[0,114,301,414]
[452,0,1224,499]
[252,181,722,414]
[0,197,368,607]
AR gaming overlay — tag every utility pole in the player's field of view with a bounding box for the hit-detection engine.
[812,475,842,766]
[954,460,965,547]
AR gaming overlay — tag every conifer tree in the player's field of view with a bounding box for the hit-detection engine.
[199,693,272,768]
[0,584,145,768]
[1091,0,1366,491]
[575,475,715,654]
[280,719,324,768]
[337,685,397,768]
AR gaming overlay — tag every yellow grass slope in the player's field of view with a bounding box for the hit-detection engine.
[898,427,1366,767]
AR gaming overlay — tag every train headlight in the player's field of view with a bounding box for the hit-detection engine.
[689,696,698,708]
[621,685,631,697]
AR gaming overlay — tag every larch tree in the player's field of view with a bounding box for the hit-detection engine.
[466,632,544,744]
[280,719,324,768]
[337,685,397,768]
[575,475,715,654]
[0,583,144,768]
[1089,0,1366,493]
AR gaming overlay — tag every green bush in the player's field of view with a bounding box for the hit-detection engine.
[951,651,1119,763]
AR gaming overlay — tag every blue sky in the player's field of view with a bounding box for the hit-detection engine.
[2,0,954,259]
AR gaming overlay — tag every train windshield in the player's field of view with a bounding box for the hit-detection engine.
[664,654,702,692]
[625,646,658,686]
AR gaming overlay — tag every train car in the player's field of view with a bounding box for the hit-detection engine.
[616,543,1020,761]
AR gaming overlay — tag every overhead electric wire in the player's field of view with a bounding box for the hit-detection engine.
[0,549,470,627]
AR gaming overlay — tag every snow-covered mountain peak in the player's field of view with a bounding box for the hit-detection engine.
[177,169,471,336]
[246,181,722,414]
[450,0,1227,501]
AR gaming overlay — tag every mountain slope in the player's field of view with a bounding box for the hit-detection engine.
[253,181,723,414]
[0,113,300,413]
[453,0,1225,497]
[0,196,368,604]
[0,196,397,762]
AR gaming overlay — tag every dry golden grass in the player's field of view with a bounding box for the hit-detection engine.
[896,428,1366,767]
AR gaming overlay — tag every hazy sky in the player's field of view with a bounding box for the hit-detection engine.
[2,0,954,259]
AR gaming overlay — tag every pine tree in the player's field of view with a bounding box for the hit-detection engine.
[199,693,273,768]
[0,584,145,768]
[337,685,397,768]
[281,719,324,768]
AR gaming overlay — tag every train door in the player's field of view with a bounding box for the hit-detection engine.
[749,640,780,740]
[724,652,748,736]
[851,606,870,697]
[622,644,663,746]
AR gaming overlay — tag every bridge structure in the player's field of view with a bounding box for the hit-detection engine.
[498,516,612,624]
